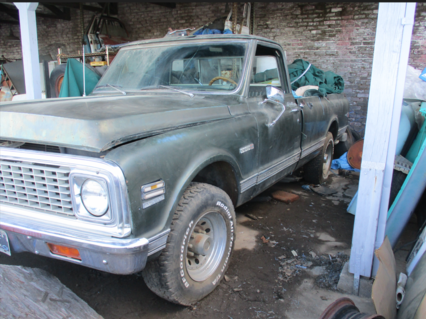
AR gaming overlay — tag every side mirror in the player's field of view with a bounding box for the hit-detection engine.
[266,85,284,104]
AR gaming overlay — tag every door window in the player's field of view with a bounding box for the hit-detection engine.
[251,56,281,88]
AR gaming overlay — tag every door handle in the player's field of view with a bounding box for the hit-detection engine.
[259,98,286,127]
[290,108,300,113]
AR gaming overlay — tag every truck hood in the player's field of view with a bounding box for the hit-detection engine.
[0,94,234,152]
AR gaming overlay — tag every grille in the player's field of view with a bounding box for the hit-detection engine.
[0,160,74,216]
[19,143,61,153]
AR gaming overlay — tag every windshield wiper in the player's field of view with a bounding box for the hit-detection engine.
[158,85,194,98]
[95,84,126,95]
[139,85,194,98]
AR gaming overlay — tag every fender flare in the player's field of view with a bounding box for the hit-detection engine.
[161,151,243,229]
[326,116,340,140]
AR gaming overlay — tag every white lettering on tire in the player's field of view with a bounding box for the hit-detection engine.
[179,201,235,288]
[214,201,234,284]
[180,220,193,288]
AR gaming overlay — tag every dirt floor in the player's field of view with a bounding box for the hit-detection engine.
[0,171,398,318]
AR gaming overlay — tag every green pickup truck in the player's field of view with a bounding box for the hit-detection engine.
[0,34,348,305]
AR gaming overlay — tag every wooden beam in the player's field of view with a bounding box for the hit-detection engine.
[349,3,416,281]
[46,2,104,13]
[0,19,20,25]
[149,2,176,9]
[107,3,118,15]
[372,2,416,276]
[41,4,71,21]
[0,3,19,20]
[0,3,72,21]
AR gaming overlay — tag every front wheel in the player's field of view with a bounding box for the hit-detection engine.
[142,182,236,305]
[304,132,334,184]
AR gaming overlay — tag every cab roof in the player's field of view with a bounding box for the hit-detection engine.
[118,34,280,49]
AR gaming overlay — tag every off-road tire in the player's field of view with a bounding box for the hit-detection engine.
[142,182,236,306]
[49,63,67,98]
[49,63,102,98]
[304,132,334,184]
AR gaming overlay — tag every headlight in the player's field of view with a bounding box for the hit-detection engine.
[81,179,109,216]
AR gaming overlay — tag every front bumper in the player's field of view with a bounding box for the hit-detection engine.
[0,217,170,275]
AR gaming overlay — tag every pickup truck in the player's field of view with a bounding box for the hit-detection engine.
[0,34,348,305]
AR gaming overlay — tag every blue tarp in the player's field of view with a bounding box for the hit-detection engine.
[193,28,233,35]
[420,67,426,82]
[331,152,360,172]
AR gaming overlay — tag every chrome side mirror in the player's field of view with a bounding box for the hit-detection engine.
[266,85,284,104]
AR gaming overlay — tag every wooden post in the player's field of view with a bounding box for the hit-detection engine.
[372,3,416,276]
[14,2,42,100]
[349,3,416,285]
[232,3,238,34]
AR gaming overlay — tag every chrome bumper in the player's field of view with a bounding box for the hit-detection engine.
[0,218,170,275]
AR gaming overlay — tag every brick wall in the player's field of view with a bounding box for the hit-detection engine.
[1,2,426,135]
[0,5,95,60]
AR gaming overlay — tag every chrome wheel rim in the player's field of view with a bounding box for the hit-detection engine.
[322,142,333,179]
[186,211,227,282]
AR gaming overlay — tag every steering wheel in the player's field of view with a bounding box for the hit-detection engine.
[208,76,237,86]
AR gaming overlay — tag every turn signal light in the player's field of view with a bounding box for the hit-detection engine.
[47,243,81,260]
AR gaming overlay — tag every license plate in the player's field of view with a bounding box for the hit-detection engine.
[0,229,11,256]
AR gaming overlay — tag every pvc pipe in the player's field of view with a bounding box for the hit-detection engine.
[82,45,86,97]
[396,272,407,309]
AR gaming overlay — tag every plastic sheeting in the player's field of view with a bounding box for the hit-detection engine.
[404,65,426,101]
[331,152,360,172]
[288,59,344,97]
[59,59,101,98]
[192,28,233,35]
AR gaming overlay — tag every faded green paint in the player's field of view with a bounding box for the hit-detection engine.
[0,35,348,241]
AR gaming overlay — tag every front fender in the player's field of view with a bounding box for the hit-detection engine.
[105,115,258,239]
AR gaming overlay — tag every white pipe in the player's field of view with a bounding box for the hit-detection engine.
[396,272,408,309]
[82,45,86,97]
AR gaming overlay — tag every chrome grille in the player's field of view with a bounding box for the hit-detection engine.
[0,160,74,216]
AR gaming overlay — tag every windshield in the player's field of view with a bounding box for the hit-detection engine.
[95,42,248,93]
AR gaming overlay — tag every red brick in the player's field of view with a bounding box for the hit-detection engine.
[271,191,300,204]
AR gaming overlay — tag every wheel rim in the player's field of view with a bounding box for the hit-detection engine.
[322,141,333,179]
[186,211,227,282]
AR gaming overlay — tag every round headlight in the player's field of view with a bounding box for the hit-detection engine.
[81,179,109,216]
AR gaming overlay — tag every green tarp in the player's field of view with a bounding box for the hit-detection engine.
[59,59,101,97]
[288,59,344,97]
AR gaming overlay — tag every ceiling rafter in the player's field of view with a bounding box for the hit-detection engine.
[0,19,19,25]
[0,3,71,21]
[149,2,176,9]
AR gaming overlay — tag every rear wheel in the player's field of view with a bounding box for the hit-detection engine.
[142,182,236,305]
[304,132,334,184]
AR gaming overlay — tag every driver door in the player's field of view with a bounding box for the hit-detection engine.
[247,44,302,194]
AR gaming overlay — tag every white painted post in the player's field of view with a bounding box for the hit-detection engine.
[14,2,42,100]
[349,3,416,283]
[372,3,416,277]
